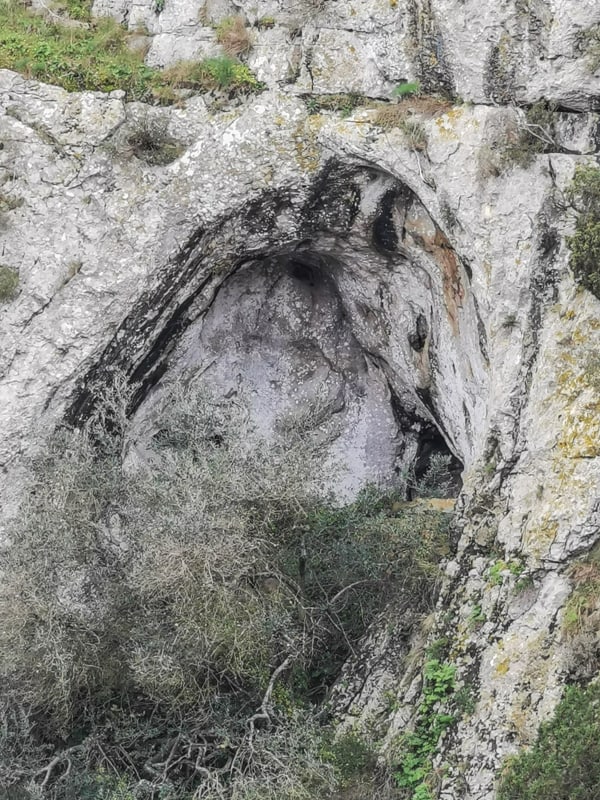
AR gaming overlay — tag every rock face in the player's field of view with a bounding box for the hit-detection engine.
[1,0,600,797]
[91,0,600,107]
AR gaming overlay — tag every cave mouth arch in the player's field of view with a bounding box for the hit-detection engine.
[65,158,480,497]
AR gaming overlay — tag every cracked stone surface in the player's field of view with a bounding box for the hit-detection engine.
[90,0,600,105]
[2,0,600,796]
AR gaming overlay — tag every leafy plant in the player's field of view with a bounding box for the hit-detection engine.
[393,660,456,799]
[567,164,600,299]
[393,81,421,97]
[52,0,93,21]
[498,683,600,800]
[488,559,524,587]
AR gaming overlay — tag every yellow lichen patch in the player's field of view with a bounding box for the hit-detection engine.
[495,657,511,676]
[557,409,600,459]
[552,344,600,459]
[523,516,559,560]
[291,117,323,173]
[434,107,464,140]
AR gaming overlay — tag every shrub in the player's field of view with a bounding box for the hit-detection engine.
[0,264,18,301]
[500,100,556,170]
[497,682,600,800]
[567,164,600,298]
[215,15,253,57]
[124,114,183,165]
[0,380,452,798]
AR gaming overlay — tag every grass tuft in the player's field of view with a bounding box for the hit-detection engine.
[215,15,253,57]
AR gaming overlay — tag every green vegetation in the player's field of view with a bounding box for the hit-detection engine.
[125,114,184,165]
[372,95,453,152]
[305,93,368,117]
[567,164,600,299]
[502,100,556,170]
[479,100,556,178]
[393,81,421,97]
[393,659,456,800]
[498,682,600,800]
[373,107,428,150]
[52,0,93,21]
[322,730,377,786]
[0,4,155,97]
[468,604,486,627]
[487,559,524,587]
[256,15,276,28]
[0,1,261,100]
[0,381,453,799]
[0,264,18,301]
[160,56,261,93]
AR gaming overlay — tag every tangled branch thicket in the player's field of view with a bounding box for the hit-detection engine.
[0,381,452,800]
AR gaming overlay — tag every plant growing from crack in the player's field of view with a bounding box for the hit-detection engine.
[393,659,456,799]
[566,164,600,299]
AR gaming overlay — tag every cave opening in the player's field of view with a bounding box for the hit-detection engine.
[65,159,479,502]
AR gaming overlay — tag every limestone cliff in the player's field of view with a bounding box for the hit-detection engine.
[1,0,600,797]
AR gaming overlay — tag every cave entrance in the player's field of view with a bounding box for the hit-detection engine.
[66,159,479,501]
[118,245,464,500]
